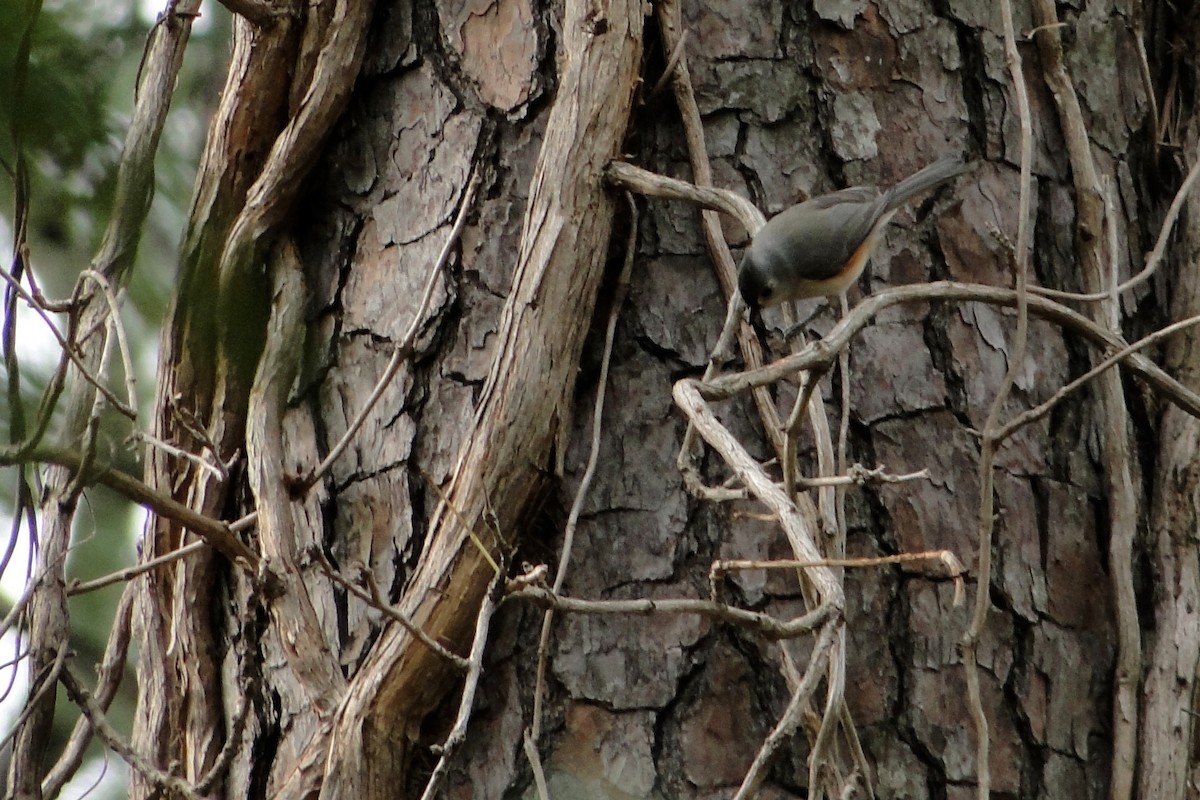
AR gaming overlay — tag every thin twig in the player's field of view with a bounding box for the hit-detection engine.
[132,430,226,481]
[523,730,551,800]
[649,0,791,494]
[648,29,688,98]
[0,643,69,754]
[60,666,206,800]
[696,281,1200,420]
[1028,155,1200,302]
[606,161,764,243]
[170,401,229,470]
[716,550,965,607]
[309,546,468,671]
[779,303,839,539]
[0,524,80,641]
[714,549,966,574]
[835,295,851,552]
[733,623,837,799]
[0,263,136,425]
[65,304,118,502]
[795,465,931,489]
[230,511,258,533]
[998,314,1200,442]
[67,540,207,596]
[79,270,138,414]
[674,379,844,608]
[508,583,836,641]
[782,364,827,502]
[606,172,1200,420]
[0,645,31,673]
[1129,0,1159,158]
[10,443,259,571]
[421,469,503,577]
[196,565,268,794]
[530,193,636,742]
[419,573,503,800]
[42,585,135,798]
[1030,10,1143,796]
[0,561,41,642]
[808,630,847,799]
[961,1,1035,795]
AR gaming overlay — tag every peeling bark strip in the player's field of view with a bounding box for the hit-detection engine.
[315,2,645,795]
[133,0,374,793]
[1029,6,1141,797]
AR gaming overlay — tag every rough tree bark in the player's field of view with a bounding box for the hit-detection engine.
[92,0,1200,799]
[1139,71,1200,800]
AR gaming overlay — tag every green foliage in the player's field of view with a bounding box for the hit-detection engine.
[0,0,117,172]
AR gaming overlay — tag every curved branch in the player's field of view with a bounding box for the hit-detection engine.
[9,445,259,570]
[699,281,1200,420]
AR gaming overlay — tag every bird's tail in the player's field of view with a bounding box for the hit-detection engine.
[884,155,972,211]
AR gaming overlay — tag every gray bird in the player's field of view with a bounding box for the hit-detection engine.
[737,156,971,311]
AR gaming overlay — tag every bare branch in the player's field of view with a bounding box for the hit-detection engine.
[1031,4,1142,797]
[714,548,966,582]
[0,263,136,429]
[10,1,204,788]
[308,546,468,671]
[523,730,551,800]
[675,379,844,608]
[609,169,1200,420]
[959,1,1036,793]
[508,583,836,641]
[0,643,69,754]
[12,444,259,571]
[1029,154,1200,303]
[419,573,503,800]
[67,540,207,596]
[606,160,763,256]
[530,192,636,743]
[796,464,931,489]
[647,29,689,98]
[42,586,135,798]
[79,270,138,414]
[698,281,1200,420]
[998,314,1200,442]
[734,623,837,799]
[60,666,207,800]
[132,430,226,481]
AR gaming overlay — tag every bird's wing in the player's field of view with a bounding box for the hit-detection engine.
[757,191,889,281]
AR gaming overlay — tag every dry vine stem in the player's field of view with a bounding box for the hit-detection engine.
[698,282,1200,416]
[509,582,836,640]
[650,3,866,793]
[529,192,638,748]
[957,1,1035,795]
[1030,5,1142,797]
[418,574,503,800]
[42,585,135,797]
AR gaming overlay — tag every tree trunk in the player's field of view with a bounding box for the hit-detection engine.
[112,0,1200,798]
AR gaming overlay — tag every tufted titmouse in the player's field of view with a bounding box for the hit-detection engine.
[737,156,971,312]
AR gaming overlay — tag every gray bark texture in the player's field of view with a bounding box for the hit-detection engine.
[118,0,1200,798]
